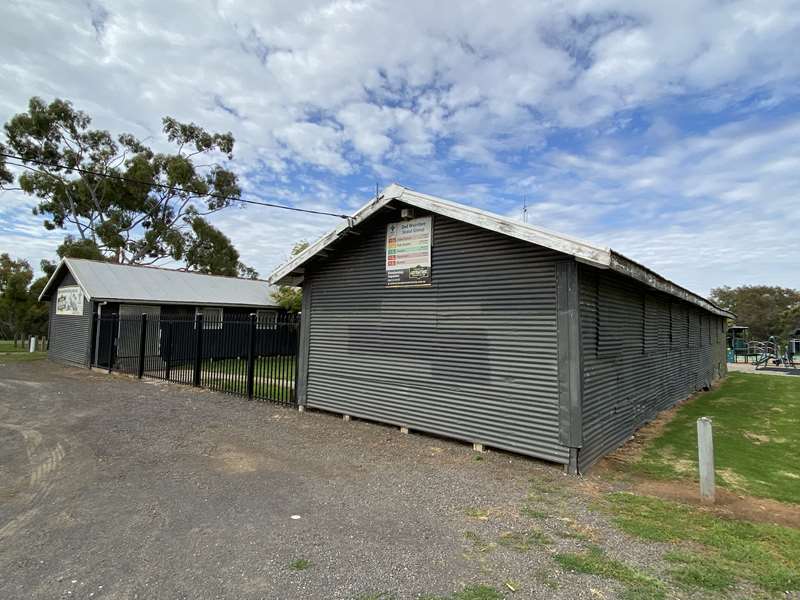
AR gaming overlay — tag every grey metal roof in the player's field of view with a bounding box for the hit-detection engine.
[40,258,280,308]
[270,183,734,319]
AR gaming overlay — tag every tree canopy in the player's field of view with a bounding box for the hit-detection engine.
[270,240,309,312]
[1,96,255,277]
[0,254,48,341]
[710,285,800,341]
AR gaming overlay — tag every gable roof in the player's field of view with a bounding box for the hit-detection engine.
[40,258,280,308]
[270,184,733,318]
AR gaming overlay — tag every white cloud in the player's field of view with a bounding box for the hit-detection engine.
[0,0,798,291]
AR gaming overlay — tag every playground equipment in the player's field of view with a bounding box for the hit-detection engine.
[726,325,750,363]
[791,329,800,357]
[751,336,796,370]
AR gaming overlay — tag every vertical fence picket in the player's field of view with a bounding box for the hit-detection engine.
[193,314,203,387]
[94,309,298,405]
[247,313,256,399]
[164,320,172,381]
[137,313,147,379]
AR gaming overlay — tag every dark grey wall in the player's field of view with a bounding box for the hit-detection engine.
[47,272,94,366]
[302,208,571,464]
[577,265,726,471]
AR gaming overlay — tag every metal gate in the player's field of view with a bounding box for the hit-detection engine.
[92,312,300,405]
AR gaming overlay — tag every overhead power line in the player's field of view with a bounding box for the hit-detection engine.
[0,151,350,219]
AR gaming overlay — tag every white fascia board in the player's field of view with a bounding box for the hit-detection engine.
[269,188,397,285]
[38,258,93,302]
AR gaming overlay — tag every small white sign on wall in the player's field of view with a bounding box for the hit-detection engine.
[56,285,84,316]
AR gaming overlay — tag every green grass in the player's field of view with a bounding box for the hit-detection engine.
[554,546,665,600]
[0,340,46,362]
[633,372,800,504]
[0,339,29,352]
[0,340,46,361]
[202,355,296,378]
[663,550,735,591]
[602,492,800,593]
[420,585,504,600]
[289,558,311,571]
[0,351,46,362]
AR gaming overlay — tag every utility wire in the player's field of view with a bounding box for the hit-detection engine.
[0,151,350,219]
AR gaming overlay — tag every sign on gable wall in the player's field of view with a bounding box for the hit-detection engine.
[56,285,84,316]
[385,216,432,287]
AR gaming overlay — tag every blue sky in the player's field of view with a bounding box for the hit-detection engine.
[1,0,799,295]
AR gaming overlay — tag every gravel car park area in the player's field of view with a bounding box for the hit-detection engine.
[0,360,769,600]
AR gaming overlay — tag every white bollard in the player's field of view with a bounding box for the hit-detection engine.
[29,336,36,353]
[697,417,715,503]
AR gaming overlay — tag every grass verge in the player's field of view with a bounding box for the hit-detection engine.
[602,492,800,593]
[632,372,800,504]
[554,546,665,600]
[0,351,46,362]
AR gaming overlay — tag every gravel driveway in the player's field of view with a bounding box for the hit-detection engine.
[1,360,684,600]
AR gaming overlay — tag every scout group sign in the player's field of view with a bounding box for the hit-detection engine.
[385,215,432,287]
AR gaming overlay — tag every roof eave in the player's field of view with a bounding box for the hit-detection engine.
[608,251,734,318]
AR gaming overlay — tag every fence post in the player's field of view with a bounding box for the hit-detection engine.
[697,417,715,503]
[193,313,203,387]
[137,313,148,379]
[164,320,172,381]
[246,313,256,399]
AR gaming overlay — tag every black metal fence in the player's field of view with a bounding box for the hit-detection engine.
[92,312,300,404]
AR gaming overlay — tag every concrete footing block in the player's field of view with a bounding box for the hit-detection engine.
[400,426,409,434]
[343,414,351,422]
[298,405,305,413]
[473,443,485,453]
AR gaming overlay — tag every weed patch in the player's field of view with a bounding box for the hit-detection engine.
[464,531,496,553]
[289,558,311,571]
[497,529,550,551]
[519,505,548,519]
[420,585,504,600]
[554,546,665,600]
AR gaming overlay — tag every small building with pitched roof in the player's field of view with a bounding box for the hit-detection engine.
[39,258,281,368]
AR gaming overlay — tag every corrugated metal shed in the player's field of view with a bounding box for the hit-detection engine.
[302,211,570,464]
[273,185,730,473]
[40,258,279,308]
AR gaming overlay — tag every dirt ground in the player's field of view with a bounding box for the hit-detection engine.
[0,360,762,599]
[727,362,800,376]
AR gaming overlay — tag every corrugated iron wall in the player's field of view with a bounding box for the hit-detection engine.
[303,209,571,464]
[47,272,93,366]
[578,265,726,471]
